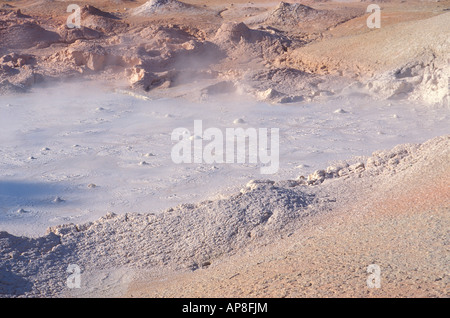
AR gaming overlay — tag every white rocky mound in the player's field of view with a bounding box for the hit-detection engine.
[246,2,321,26]
[132,0,191,16]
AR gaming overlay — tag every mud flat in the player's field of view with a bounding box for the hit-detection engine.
[0,135,449,297]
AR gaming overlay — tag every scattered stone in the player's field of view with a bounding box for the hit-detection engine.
[256,88,284,102]
[349,162,365,172]
[53,197,64,203]
[241,179,275,193]
[325,165,341,177]
[307,170,326,185]
[201,261,211,268]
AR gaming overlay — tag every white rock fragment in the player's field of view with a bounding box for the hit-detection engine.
[104,212,117,219]
[256,88,283,101]
[144,153,155,157]
[53,196,64,203]
[139,161,149,166]
[241,179,275,193]
[334,108,347,114]
[349,162,365,171]
[233,118,245,124]
[307,170,326,185]
[87,183,97,189]
[326,165,341,176]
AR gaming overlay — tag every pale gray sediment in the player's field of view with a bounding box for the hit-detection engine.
[1,135,448,297]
